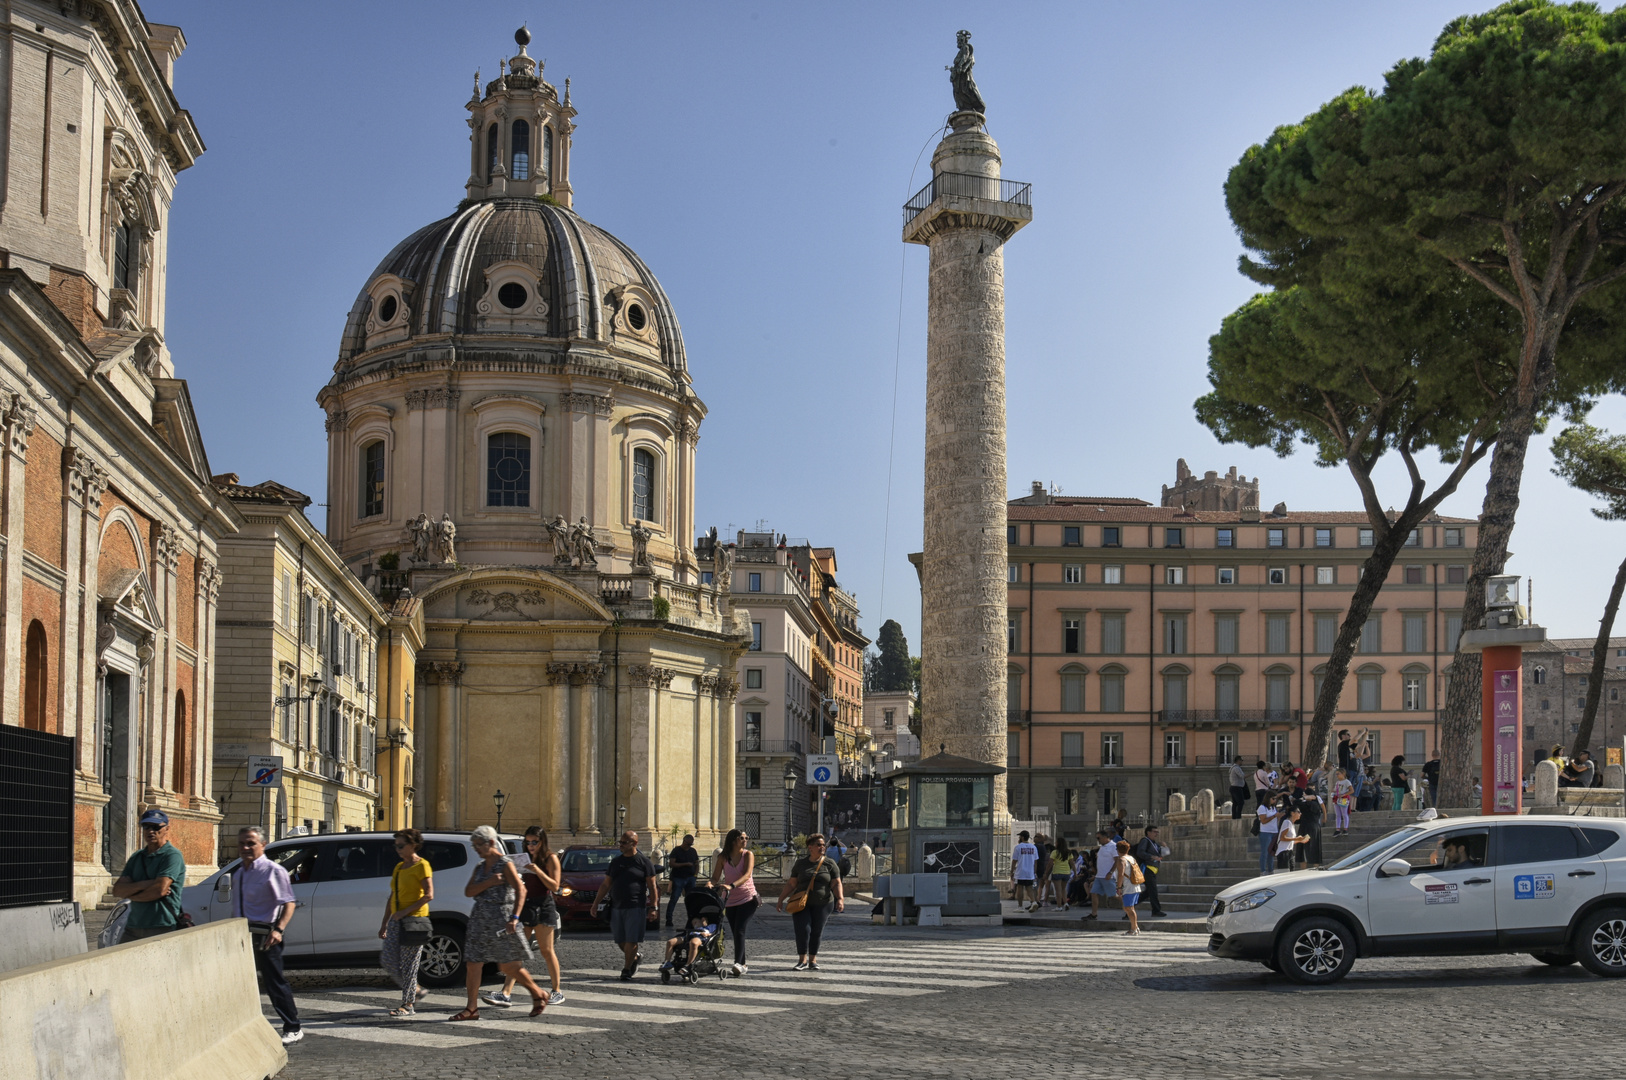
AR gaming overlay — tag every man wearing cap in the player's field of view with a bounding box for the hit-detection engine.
[111,809,186,940]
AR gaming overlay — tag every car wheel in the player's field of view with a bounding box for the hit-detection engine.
[417,922,466,988]
[660,968,671,985]
[1276,916,1356,985]
[1575,908,1626,978]
[1529,951,1577,967]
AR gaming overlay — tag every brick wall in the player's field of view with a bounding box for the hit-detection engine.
[21,578,63,733]
[24,430,64,563]
[42,269,102,341]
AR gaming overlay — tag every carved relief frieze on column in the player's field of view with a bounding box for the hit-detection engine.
[405,390,430,411]
[426,388,460,409]
[561,392,614,415]
[323,410,349,432]
[5,395,37,460]
[153,523,182,572]
[627,663,676,689]
[697,674,721,696]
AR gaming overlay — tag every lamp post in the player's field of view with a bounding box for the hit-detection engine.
[492,789,509,834]
[781,762,798,848]
[378,728,409,830]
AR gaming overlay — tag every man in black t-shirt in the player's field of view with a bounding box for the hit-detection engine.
[596,831,658,980]
[665,834,699,927]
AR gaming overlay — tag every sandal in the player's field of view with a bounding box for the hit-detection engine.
[414,986,428,1002]
[388,1005,415,1018]
[530,995,546,1017]
[449,1008,480,1022]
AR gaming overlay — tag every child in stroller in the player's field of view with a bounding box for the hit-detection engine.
[660,887,727,984]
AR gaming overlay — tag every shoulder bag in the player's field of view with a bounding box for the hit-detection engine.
[784,857,827,914]
[392,864,434,945]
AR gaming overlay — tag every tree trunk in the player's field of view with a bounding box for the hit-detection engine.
[1437,371,1550,807]
[1302,522,1421,768]
[1572,551,1626,758]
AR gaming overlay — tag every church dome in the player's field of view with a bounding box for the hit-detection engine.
[335,197,686,373]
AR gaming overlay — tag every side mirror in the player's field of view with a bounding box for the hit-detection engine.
[215,874,232,902]
[1379,859,1412,878]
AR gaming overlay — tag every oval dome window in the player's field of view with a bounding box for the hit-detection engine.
[626,303,647,331]
[378,295,398,323]
[498,282,529,310]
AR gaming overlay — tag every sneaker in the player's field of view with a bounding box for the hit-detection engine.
[808,961,821,971]
[620,967,632,981]
[281,1029,304,1046]
[630,954,642,976]
[730,963,747,976]
[1153,911,1168,918]
[481,991,513,1008]
[547,990,565,1005]
[793,961,810,971]
[659,961,674,971]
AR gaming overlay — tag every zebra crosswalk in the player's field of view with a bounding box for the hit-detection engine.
[277,933,1214,1049]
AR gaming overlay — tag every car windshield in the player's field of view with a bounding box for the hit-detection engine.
[560,849,618,873]
[1325,826,1427,871]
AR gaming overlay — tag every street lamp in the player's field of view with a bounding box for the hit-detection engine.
[616,805,628,836]
[781,762,798,847]
[492,789,509,834]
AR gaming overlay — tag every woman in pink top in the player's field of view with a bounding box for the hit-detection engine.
[710,828,758,976]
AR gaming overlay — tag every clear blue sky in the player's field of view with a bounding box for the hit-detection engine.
[154,0,1624,652]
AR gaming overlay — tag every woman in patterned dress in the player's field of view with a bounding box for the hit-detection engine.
[451,825,546,1020]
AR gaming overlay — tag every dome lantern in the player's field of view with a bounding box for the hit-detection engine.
[465,27,575,208]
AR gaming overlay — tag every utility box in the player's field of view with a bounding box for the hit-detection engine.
[882,751,1003,917]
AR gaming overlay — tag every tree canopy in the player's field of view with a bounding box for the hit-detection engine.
[868,619,913,693]
[1219,0,1626,805]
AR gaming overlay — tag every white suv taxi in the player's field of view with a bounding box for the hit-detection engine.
[1208,815,1626,984]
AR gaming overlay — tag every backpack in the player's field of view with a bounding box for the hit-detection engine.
[1127,858,1145,886]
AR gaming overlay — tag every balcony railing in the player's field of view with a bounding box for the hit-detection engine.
[1008,709,1030,726]
[904,172,1033,225]
[1159,710,1301,724]
[737,739,803,756]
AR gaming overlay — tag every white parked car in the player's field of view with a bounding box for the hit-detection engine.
[183,831,522,986]
[1207,815,1626,984]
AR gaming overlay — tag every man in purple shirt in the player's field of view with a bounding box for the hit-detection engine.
[235,827,302,1045]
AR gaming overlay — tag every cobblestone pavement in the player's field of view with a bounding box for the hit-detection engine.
[273,907,1621,1080]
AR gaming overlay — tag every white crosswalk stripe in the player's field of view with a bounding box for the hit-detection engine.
[277,932,1217,1048]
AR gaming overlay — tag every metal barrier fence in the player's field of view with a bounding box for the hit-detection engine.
[0,726,75,908]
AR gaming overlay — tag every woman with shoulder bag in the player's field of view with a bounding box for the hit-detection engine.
[712,828,759,976]
[776,833,843,970]
[379,829,434,1017]
[454,826,547,1021]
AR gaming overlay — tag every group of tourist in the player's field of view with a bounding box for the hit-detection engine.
[1010,823,1169,933]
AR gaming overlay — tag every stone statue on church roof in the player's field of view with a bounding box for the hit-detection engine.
[948,30,985,115]
[435,513,458,564]
[546,514,571,565]
[570,517,599,569]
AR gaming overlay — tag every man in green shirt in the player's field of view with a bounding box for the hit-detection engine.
[112,809,186,938]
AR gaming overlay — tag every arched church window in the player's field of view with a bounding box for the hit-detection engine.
[632,448,655,522]
[542,126,553,186]
[23,620,47,731]
[361,440,385,518]
[487,432,531,507]
[113,223,137,293]
[511,119,530,181]
[487,123,500,180]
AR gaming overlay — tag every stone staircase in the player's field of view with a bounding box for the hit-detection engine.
[1156,810,1439,914]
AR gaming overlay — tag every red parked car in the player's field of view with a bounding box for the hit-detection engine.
[554,846,661,930]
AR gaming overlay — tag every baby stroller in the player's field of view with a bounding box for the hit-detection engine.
[662,885,728,986]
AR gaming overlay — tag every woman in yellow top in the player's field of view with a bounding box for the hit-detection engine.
[379,828,434,1017]
[1047,842,1072,910]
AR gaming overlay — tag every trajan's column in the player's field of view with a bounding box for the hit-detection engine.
[904,32,1031,812]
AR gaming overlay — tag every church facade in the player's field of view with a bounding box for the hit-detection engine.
[0,1,235,905]
[316,30,749,846]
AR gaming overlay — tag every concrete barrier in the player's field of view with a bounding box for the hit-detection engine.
[0,919,285,1080]
[0,902,86,975]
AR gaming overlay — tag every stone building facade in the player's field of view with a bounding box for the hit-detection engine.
[862,689,920,762]
[1523,636,1626,763]
[1003,469,1476,839]
[1161,460,1260,513]
[210,478,423,857]
[315,31,748,847]
[0,1,233,905]
[725,531,817,844]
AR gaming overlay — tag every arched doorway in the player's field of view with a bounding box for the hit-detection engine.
[23,621,48,731]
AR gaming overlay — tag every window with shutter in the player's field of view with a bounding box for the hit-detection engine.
[1163,673,1188,715]
[1061,673,1084,713]
[1360,617,1382,654]
[1266,674,1291,718]
[1445,615,1463,651]
[1165,616,1187,655]
[1215,614,1239,655]
[1403,614,1427,653]
[1061,732,1084,767]
[1315,614,1338,654]
[1266,614,1289,655]
[1358,673,1381,711]
[1101,674,1125,713]
[1101,615,1125,655]
[1215,673,1240,716]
